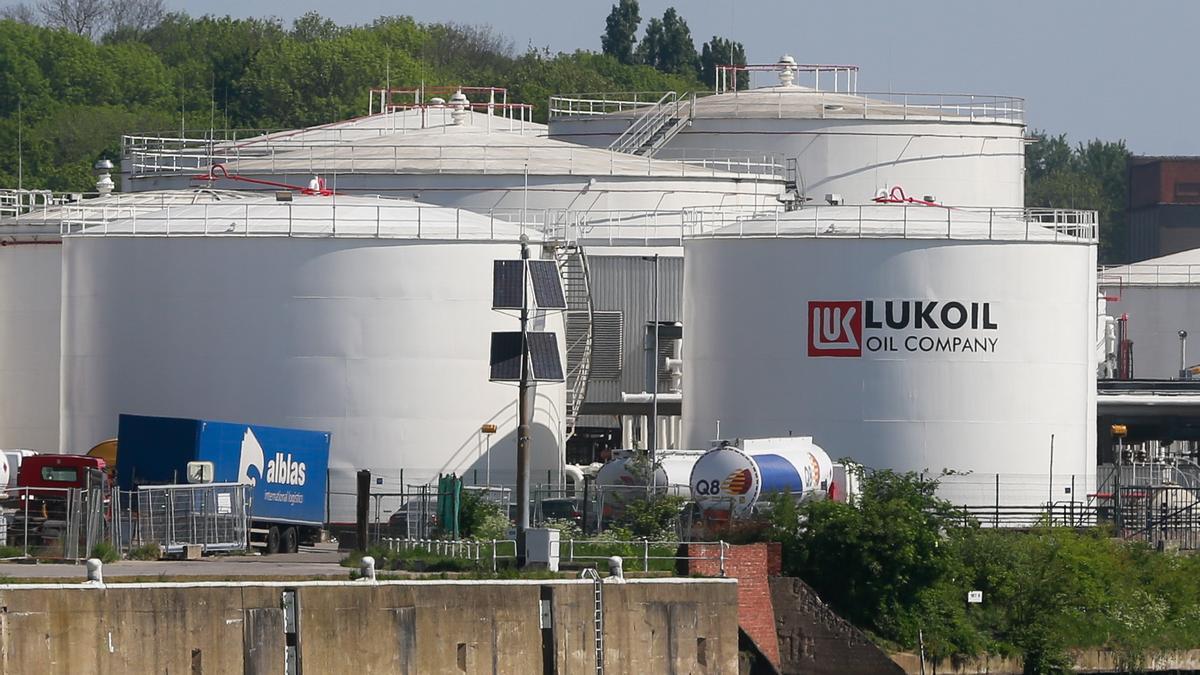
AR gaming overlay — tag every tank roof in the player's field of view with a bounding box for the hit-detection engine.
[127,103,785,181]
[0,189,257,238]
[1101,248,1200,286]
[62,194,539,241]
[224,107,547,147]
[551,85,1023,126]
[686,204,1096,244]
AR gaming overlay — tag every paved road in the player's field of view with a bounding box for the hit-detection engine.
[0,543,352,580]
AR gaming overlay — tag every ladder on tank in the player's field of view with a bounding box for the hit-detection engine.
[554,242,595,439]
[607,92,694,157]
[581,567,604,674]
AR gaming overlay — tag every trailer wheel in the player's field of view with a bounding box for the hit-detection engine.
[266,525,281,555]
[282,526,298,554]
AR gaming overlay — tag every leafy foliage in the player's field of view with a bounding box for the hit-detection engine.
[600,0,639,66]
[617,494,685,539]
[700,36,747,90]
[458,489,509,540]
[635,8,698,78]
[766,469,1200,669]
[1026,130,1130,263]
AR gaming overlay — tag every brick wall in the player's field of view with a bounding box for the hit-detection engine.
[686,542,781,668]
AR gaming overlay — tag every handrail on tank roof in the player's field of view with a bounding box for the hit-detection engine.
[715,62,860,94]
[1099,263,1200,287]
[549,89,1024,124]
[120,140,787,179]
[44,200,1095,248]
[681,205,1096,244]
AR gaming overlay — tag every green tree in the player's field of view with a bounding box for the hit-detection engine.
[699,36,746,90]
[600,0,639,66]
[636,7,698,78]
[1025,130,1130,263]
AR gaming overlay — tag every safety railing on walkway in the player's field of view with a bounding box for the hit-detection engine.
[121,140,781,179]
[682,205,1097,243]
[550,89,1023,124]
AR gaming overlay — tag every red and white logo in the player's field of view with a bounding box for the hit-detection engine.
[808,301,862,357]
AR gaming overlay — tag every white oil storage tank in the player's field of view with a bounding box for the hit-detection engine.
[60,195,566,522]
[123,87,785,216]
[549,57,1026,209]
[689,437,833,516]
[682,205,1099,508]
[0,188,258,452]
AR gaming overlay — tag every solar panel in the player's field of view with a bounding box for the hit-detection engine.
[527,332,564,381]
[492,260,524,310]
[528,260,567,309]
[488,332,522,381]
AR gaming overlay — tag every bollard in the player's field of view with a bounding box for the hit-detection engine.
[359,555,376,581]
[85,558,104,585]
[607,555,624,582]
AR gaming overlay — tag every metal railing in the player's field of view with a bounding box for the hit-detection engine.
[381,536,729,575]
[1099,263,1200,287]
[551,89,1023,124]
[716,62,860,94]
[548,91,668,117]
[608,91,692,156]
[122,141,781,179]
[682,205,1097,243]
[0,189,90,218]
[383,537,519,572]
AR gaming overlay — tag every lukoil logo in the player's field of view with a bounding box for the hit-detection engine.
[239,428,307,487]
[808,301,862,356]
[808,300,998,357]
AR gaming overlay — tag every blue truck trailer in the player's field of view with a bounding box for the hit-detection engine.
[116,413,331,554]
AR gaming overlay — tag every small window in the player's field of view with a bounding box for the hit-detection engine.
[41,466,78,483]
[1174,182,1200,202]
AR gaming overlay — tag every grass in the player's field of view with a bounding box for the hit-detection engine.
[126,542,162,561]
[89,541,120,564]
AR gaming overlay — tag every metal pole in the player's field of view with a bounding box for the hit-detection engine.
[1048,434,1055,513]
[516,237,532,565]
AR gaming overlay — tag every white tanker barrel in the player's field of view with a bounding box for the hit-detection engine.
[690,438,833,517]
[594,451,702,517]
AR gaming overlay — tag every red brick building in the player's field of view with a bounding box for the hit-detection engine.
[1129,156,1200,261]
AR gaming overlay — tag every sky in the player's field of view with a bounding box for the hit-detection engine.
[155,0,1194,155]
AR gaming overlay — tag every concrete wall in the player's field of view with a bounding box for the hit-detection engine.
[0,578,738,675]
[769,577,903,675]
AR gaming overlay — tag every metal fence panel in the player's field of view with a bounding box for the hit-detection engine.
[123,483,250,554]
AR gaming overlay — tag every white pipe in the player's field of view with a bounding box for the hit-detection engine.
[621,392,683,404]
[562,464,585,488]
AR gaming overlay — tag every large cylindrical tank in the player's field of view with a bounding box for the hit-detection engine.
[690,437,833,516]
[60,196,565,521]
[549,67,1025,208]
[0,237,61,451]
[125,115,785,216]
[682,205,1098,507]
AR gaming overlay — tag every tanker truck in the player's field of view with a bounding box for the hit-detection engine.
[689,437,835,517]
